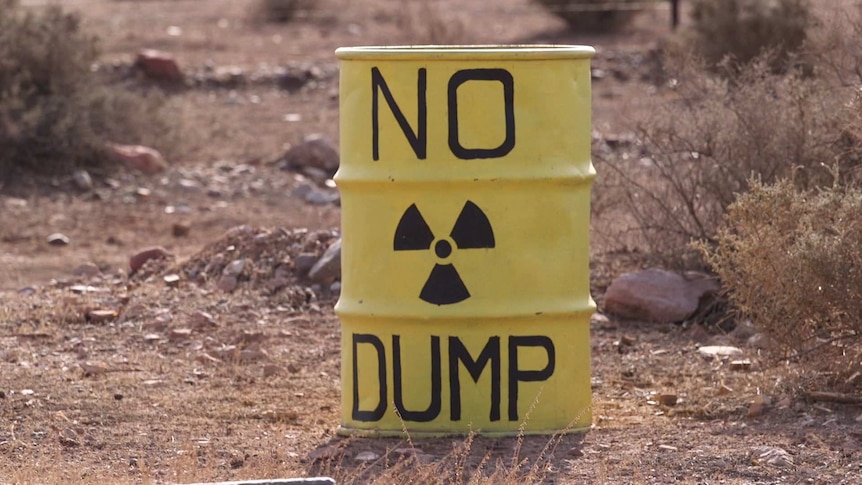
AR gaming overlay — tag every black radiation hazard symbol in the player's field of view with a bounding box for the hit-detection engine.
[394,201,495,305]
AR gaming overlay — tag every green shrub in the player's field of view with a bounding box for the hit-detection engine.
[705,178,862,388]
[687,0,810,72]
[533,0,639,33]
[0,0,176,181]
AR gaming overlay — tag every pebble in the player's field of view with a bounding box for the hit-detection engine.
[86,310,118,324]
[309,239,341,284]
[354,451,380,462]
[72,170,93,190]
[129,247,171,274]
[217,275,238,293]
[697,346,742,358]
[72,263,101,278]
[47,233,70,246]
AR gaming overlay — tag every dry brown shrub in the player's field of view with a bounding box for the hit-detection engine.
[0,0,177,182]
[686,0,810,73]
[704,178,862,389]
[532,0,640,33]
[599,52,861,268]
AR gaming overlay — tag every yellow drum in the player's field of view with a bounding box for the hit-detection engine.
[334,45,595,436]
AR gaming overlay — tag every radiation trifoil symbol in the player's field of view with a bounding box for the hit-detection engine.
[393,201,495,305]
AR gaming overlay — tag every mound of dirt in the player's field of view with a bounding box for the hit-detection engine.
[130,225,339,309]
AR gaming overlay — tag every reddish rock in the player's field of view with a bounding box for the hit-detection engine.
[135,49,183,82]
[129,247,171,274]
[604,269,719,323]
[279,135,340,176]
[109,143,168,174]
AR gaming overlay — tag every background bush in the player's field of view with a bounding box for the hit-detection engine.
[533,0,640,33]
[687,0,810,72]
[599,53,860,268]
[705,178,862,389]
[252,0,315,23]
[0,0,176,182]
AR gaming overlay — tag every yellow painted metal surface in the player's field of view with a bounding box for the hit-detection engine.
[334,45,596,436]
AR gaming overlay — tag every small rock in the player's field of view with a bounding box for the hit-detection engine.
[590,312,612,327]
[72,170,93,190]
[47,233,70,246]
[751,446,794,468]
[330,281,341,293]
[135,49,183,82]
[72,263,101,279]
[217,275,238,293]
[309,239,341,284]
[748,395,771,418]
[86,309,118,324]
[172,222,191,238]
[295,253,318,275]
[263,364,282,378]
[163,274,181,287]
[109,143,168,174]
[239,348,268,362]
[354,451,380,462]
[603,269,719,323]
[698,346,743,358]
[169,328,192,341]
[730,359,752,371]
[223,259,246,277]
[279,135,340,176]
[114,393,123,401]
[658,444,678,452]
[656,394,678,406]
[190,311,218,329]
[59,428,80,447]
[80,361,108,376]
[129,247,171,274]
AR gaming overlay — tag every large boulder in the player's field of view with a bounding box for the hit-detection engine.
[604,269,719,323]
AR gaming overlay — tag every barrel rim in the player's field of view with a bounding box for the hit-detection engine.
[335,44,596,60]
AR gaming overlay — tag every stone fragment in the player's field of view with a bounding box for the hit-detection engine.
[163,274,181,287]
[72,263,101,278]
[279,135,339,176]
[217,275,238,293]
[129,247,171,274]
[72,170,93,190]
[190,311,218,329]
[47,233,70,246]
[109,143,168,174]
[730,359,752,371]
[354,451,380,462]
[603,269,719,323]
[135,49,183,82]
[263,364,282,378]
[294,253,318,275]
[169,328,192,341]
[80,361,108,375]
[172,222,191,238]
[698,346,743,358]
[223,259,246,277]
[86,309,118,324]
[656,394,678,406]
[308,239,341,284]
[751,446,794,468]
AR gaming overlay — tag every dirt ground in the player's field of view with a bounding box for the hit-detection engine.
[1,0,860,483]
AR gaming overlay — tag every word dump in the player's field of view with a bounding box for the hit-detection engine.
[371,67,516,161]
[351,333,555,423]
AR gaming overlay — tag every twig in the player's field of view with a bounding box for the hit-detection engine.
[805,391,862,405]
